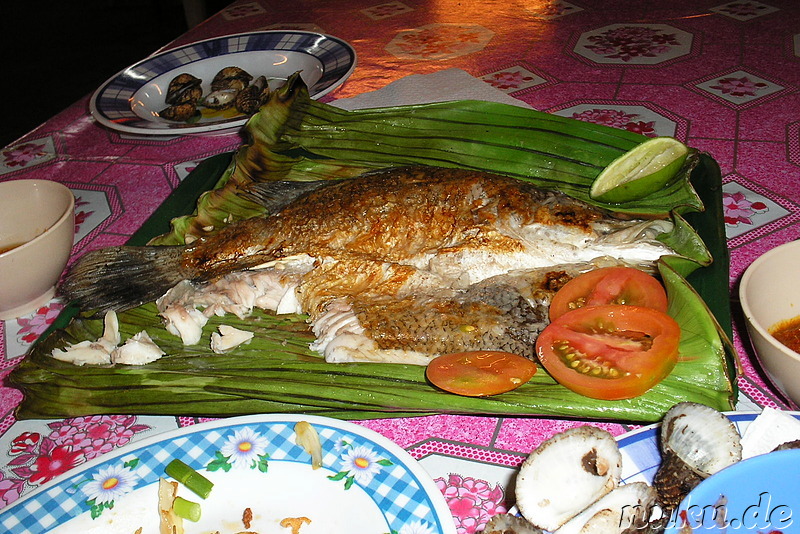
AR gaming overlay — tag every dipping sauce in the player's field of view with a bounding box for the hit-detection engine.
[770,315,800,354]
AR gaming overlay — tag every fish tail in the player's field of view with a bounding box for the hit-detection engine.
[60,246,188,313]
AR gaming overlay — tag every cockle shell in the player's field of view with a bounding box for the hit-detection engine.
[159,73,203,121]
[653,402,742,511]
[235,75,270,115]
[516,426,623,531]
[554,482,658,534]
[158,103,198,122]
[165,73,202,106]
[203,88,239,110]
[483,513,544,534]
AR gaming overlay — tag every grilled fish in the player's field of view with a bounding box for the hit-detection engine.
[62,166,675,364]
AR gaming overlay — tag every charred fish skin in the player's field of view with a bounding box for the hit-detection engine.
[241,179,331,215]
[247,166,674,287]
[60,217,281,315]
[61,166,674,319]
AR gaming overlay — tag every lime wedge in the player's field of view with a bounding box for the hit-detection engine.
[590,137,690,203]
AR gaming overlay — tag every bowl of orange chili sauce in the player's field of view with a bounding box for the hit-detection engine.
[740,239,800,407]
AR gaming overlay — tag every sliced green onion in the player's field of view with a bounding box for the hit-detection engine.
[172,496,202,522]
[165,458,214,499]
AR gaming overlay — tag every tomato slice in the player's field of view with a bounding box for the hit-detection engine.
[535,305,680,400]
[426,351,538,397]
[549,267,668,321]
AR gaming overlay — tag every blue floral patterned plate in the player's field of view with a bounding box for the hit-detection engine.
[89,31,357,136]
[0,414,455,534]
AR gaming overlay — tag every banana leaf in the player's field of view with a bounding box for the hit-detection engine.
[9,77,737,422]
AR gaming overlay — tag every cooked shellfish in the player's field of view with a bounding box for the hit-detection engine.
[158,67,269,120]
[554,482,658,534]
[652,402,742,511]
[211,66,253,92]
[165,73,203,106]
[516,426,623,531]
[202,88,239,110]
[158,102,199,122]
[774,439,800,451]
[203,67,257,110]
[159,73,204,121]
[483,513,544,534]
[235,75,270,115]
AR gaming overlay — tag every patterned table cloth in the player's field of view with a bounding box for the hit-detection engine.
[1,0,799,531]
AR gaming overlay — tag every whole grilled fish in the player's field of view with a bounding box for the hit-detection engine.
[62,166,675,363]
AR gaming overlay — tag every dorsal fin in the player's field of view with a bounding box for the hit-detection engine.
[241,180,335,215]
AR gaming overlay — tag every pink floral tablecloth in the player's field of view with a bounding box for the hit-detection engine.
[2,0,800,531]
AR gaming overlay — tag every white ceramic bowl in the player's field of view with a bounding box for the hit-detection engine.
[739,239,800,406]
[0,180,75,320]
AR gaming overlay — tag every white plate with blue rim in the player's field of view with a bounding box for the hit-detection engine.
[0,414,456,533]
[89,31,356,136]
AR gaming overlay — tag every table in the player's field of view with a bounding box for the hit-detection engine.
[1,0,798,530]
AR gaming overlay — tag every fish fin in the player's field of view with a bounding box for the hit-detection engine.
[241,180,333,214]
[241,166,438,214]
[60,246,187,313]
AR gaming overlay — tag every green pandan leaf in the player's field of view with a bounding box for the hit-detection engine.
[658,261,737,396]
[8,76,736,423]
[231,74,703,216]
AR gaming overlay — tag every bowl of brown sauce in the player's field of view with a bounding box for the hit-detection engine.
[0,180,74,320]
[740,239,800,406]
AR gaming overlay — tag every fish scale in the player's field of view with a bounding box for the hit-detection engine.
[350,287,545,359]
